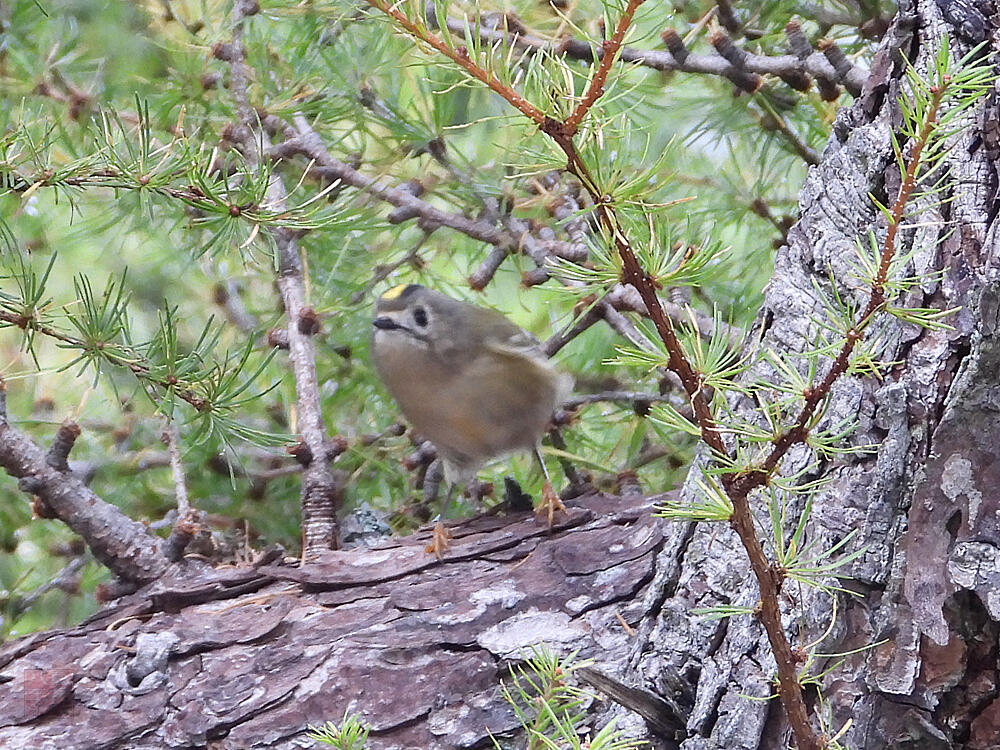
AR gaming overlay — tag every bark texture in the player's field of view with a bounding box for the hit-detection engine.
[3,4,1000,750]
[0,493,664,749]
[630,2,1000,749]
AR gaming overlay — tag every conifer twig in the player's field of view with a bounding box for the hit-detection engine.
[734,78,949,496]
[441,14,866,97]
[0,310,210,412]
[365,0,547,127]
[265,117,580,260]
[563,0,646,134]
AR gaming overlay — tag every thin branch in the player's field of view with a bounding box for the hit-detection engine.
[9,555,87,620]
[266,120,579,261]
[818,38,865,92]
[759,102,822,165]
[211,279,259,333]
[599,301,651,353]
[0,308,210,413]
[605,283,746,350]
[229,0,341,556]
[469,246,510,291]
[562,390,673,409]
[542,303,602,357]
[2,166,242,209]
[740,80,948,492]
[162,422,190,517]
[443,15,866,98]
[712,46,951,750]
[564,0,646,135]
[536,173,590,260]
[365,0,547,126]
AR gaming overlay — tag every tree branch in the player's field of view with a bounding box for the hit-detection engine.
[266,118,581,266]
[443,14,867,98]
[0,381,168,584]
[228,0,341,556]
[564,0,646,134]
[0,310,210,413]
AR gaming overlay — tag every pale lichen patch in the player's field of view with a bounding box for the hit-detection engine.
[941,454,983,524]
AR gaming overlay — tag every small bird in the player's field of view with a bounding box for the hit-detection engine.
[371,284,571,552]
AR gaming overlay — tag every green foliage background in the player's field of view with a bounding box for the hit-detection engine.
[0,0,883,637]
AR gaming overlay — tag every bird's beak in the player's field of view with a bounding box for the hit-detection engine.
[373,316,401,331]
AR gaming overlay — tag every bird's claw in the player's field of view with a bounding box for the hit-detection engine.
[536,479,567,527]
[425,521,451,559]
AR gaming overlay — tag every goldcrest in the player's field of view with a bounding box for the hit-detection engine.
[371,284,571,486]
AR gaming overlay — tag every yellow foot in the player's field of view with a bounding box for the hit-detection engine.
[535,480,567,527]
[424,521,451,559]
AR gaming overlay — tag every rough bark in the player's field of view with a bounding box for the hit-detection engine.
[631,2,1000,749]
[3,4,1000,750]
[0,493,667,749]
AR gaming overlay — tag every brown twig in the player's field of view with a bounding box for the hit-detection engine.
[563,0,646,134]
[229,0,341,556]
[365,0,546,127]
[739,81,947,493]
[3,166,243,210]
[819,37,875,94]
[712,53,948,750]
[760,105,822,165]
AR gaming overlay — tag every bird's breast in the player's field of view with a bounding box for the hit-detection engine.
[373,342,559,463]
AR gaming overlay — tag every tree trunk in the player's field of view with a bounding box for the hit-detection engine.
[630,2,1000,749]
[2,3,999,750]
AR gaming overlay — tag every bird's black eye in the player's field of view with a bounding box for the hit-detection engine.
[412,306,428,327]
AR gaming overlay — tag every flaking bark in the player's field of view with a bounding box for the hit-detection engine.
[631,3,1000,748]
[0,494,666,749]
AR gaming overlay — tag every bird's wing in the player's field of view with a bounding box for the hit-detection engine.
[484,336,574,404]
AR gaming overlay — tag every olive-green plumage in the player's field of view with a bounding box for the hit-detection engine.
[371,285,570,485]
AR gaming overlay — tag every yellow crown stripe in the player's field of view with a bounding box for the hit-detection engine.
[381,284,411,301]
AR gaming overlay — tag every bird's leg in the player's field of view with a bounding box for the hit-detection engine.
[425,463,456,559]
[534,445,567,527]
[426,518,452,559]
